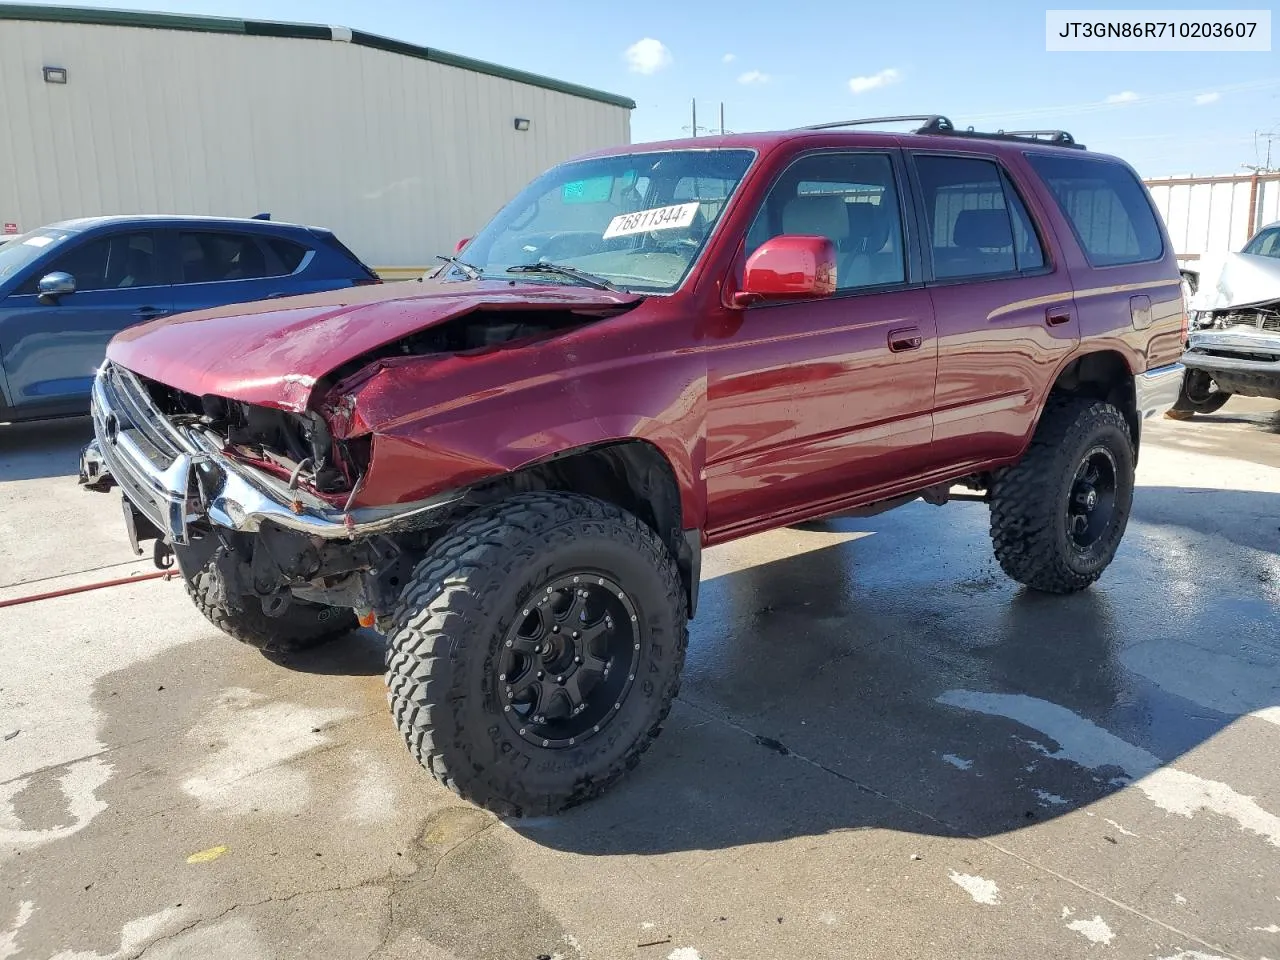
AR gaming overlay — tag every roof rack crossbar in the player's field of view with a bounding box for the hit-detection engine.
[803,115,954,133]
[998,129,1078,146]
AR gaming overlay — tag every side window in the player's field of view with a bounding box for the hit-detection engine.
[914,156,1044,280]
[19,232,158,293]
[266,238,308,274]
[1025,154,1163,266]
[178,232,271,284]
[745,152,906,291]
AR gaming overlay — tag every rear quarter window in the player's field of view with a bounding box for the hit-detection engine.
[1026,154,1163,267]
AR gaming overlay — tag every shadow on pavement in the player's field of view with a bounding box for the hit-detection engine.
[0,416,92,482]
[266,627,386,677]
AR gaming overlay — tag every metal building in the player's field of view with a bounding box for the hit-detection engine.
[0,4,634,275]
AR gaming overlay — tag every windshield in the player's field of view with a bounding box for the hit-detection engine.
[449,149,756,293]
[1243,226,1280,259]
[0,228,74,286]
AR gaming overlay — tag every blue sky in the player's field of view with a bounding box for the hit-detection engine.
[29,0,1280,176]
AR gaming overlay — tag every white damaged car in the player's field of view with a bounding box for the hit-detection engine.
[1171,221,1280,418]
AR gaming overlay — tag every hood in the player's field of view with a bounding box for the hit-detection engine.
[107,279,643,411]
[1188,252,1280,312]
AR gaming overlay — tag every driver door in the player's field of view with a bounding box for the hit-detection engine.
[0,229,171,411]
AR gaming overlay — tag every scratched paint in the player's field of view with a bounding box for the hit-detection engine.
[937,691,1280,847]
[941,754,973,770]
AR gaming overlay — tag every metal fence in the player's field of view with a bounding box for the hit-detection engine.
[1143,172,1280,265]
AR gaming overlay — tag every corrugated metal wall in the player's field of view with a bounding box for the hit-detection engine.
[0,20,631,268]
[1144,174,1280,264]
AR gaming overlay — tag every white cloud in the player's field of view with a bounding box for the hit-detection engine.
[1105,90,1141,103]
[722,53,736,63]
[1194,91,1221,105]
[848,67,900,95]
[624,38,672,75]
[737,70,770,85]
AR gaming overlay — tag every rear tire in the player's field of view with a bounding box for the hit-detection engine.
[1166,370,1230,419]
[181,547,356,653]
[385,491,688,816]
[989,397,1134,594]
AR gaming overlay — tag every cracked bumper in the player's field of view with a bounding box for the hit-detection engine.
[80,364,462,544]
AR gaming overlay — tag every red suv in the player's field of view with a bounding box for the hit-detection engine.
[80,115,1186,814]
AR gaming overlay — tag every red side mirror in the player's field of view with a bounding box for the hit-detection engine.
[454,237,472,254]
[733,235,837,307]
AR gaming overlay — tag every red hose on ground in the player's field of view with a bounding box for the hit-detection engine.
[0,570,179,609]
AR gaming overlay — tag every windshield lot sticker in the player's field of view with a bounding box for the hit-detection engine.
[23,236,54,248]
[604,202,700,239]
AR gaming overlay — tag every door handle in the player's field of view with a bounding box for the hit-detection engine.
[888,326,923,352]
[1046,306,1073,326]
[133,306,167,319]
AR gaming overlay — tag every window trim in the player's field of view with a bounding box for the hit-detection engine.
[736,146,923,306]
[906,150,1055,287]
[1022,150,1166,270]
[14,228,168,295]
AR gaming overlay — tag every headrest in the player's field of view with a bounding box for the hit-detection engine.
[782,195,848,241]
[847,201,892,253]
[953,209,1013,249]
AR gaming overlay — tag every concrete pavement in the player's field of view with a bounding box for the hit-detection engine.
[2,400,1279,960]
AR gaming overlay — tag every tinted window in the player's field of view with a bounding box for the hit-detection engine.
[1243,226,1280,259]
[746,152,906,291]
[178,232,272,283]
[266,238,308,273]
[19,232,158,293]
[1026,154,1163,266]
[914,156,1045,279]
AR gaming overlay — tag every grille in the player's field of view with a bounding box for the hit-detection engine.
[99,363,185,469]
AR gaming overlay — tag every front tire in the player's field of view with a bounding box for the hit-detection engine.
[385,492,688,816]
[989,398,1135,594]
[1166,370,1230,420]
[181,546,356,653]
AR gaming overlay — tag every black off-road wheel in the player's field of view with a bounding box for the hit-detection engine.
[180,547,357,654]
[385,491,688,816]
[1165,370,1230,420]
[989,397,1135,594]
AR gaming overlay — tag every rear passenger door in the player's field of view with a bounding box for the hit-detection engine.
[907,152,1078,469]
[168,230,309,313]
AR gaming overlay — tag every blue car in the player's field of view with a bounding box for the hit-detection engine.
[0,215,380,423]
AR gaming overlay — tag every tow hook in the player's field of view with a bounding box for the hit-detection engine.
[153,540,175,571]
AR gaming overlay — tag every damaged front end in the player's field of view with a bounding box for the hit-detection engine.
[1183,253,1280,401]
[79,362,461,629]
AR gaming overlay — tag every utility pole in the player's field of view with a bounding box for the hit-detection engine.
[720,102,725,135]
[691,98,697,138]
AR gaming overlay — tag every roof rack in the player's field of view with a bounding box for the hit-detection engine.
[803,115,955,133]
[801,115,1085,149]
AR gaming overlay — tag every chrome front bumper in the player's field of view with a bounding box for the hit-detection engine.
[80,364,460,544]
[1182,329,1280,376]
[1134,361,1185,419]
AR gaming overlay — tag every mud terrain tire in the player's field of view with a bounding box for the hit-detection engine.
[385,491,688,816]
[1165,370,1230,420]
[989,397,1135,594]
[183,550,356,654]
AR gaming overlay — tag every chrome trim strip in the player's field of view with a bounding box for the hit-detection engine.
[1134,361,1185,419]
